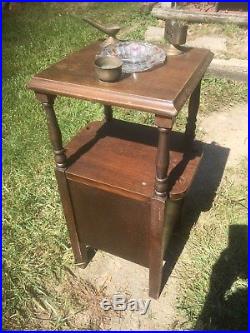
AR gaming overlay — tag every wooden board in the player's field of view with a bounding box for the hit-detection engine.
[65,119,203,200]
[68,180,151,267]
[27,42,213,117]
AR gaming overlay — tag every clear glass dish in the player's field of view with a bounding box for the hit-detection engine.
[98,41,166,73]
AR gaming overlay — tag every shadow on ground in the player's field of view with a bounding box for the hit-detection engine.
[161,141,229,285]
[195,224,248,330]
[161,140,248,329]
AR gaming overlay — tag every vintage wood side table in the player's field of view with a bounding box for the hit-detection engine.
[27,42,213,299]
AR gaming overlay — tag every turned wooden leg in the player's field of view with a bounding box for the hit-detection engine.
[35,93,88,266]
[185,80,201,146]
[35,93,66,169]
[103,105,113,122]
[155,127,171,197]
[149,125,171,299]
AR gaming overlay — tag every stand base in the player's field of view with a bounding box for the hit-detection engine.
[60,119,203,298]
[166,44,185,56]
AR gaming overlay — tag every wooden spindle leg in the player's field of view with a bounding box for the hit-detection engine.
[103,105,113,122]
[149,124,171,299]
[185,79,201,146]
[35,93,88,266]
[155,127,171,197]
[35,93,66,169]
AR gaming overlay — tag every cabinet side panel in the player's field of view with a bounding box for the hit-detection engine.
[55,169,86,264]
[68,180,151,267]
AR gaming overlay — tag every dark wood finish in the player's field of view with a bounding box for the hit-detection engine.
[28,41,213,299]
[149,197,184,299]
[64,120,203,201]
[63,119,203,298]
[185,80,201,147]
[68,180,151,267]
[103,104,113,122]
[155,127,171,197]
[155,115,173,128]
[55,168,88,266]
[35,93,66,169]
[149,196,166,298]
[27,42,213,117]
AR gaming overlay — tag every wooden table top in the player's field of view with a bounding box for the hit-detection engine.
[27,41,213,117]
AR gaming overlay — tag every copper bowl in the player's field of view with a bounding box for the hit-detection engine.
[94,56,123,82]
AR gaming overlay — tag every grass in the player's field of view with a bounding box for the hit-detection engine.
[2,3,248,330]
[174,75,247,131]
[176,159,248,330]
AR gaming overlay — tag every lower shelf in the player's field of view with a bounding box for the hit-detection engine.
[65,119,203,200]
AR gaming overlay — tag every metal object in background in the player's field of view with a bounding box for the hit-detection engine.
[164,20,188,56]
[83,16,120,47]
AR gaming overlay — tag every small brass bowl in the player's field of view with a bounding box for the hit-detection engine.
[95,56,123,82]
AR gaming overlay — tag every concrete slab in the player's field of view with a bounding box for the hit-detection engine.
[187,36,227,53]
[208,58,248,82]
[144,27,248,81]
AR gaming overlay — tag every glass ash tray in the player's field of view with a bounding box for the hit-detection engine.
[98,41,166,74]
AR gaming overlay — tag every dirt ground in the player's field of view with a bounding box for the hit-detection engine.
[72,102,248,330]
